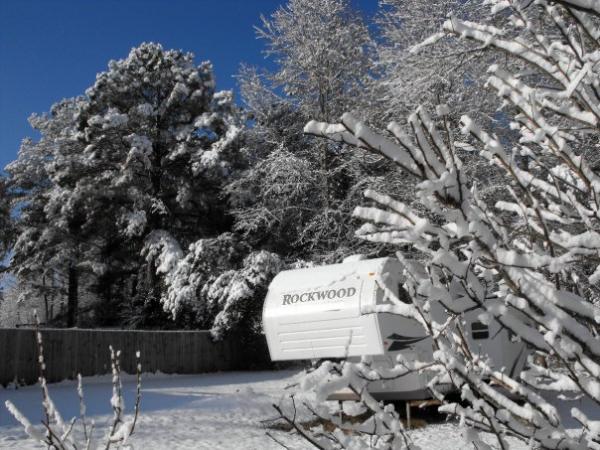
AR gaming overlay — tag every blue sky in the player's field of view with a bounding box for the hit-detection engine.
[0,0,377,174]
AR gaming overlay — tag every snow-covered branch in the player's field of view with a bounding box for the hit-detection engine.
[295,1,600,448]
[5,313,142,449]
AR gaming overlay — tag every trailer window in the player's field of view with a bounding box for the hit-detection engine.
[397,284,411,304]
[471,322,489,340]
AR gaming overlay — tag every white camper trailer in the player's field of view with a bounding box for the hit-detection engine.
[262,257,528,400]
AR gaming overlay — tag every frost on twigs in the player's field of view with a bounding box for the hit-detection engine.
[4,311,142,449]
[296,1,600,448]
[271,358,426,450]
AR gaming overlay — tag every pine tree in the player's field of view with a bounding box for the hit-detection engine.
[7,99,94,326]
[0,176,13,266]
[73,43,245,326]
[7,43,245,328]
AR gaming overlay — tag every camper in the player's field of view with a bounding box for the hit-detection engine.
[262,257,528,400]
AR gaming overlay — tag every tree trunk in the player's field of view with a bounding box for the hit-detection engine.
[43,275,50,323]
[67,265,78,327]
[147,261,160,302]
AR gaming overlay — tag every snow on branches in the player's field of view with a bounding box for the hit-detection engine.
[293,1,600,448]
[256,0,375,122]
[5,42,247,327]
[147,230,283,338]
[5,313,142,449]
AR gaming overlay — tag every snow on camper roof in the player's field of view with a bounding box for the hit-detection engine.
[267,257,392,293]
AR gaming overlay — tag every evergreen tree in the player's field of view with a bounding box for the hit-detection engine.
[7,99,93,326]
[0,176,13,266]
[7,43,245,328]
[75,43,246,326]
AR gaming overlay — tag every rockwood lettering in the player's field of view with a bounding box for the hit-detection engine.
[281,287,357,305]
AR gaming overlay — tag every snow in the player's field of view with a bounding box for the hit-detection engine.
[2,370,595,449]
[560,0,600,15]
[1,371,300,449]
[122,210,147,237]
[303,9,600,436]
[142,230,183,277]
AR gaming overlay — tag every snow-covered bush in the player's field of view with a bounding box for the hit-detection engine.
[0,282,23,328]
[151,230,282,338]
[205,250,282,339]
[0,280,42,328]
[226,147,320,250]
[5,316,142,448]
[274,1,600,448]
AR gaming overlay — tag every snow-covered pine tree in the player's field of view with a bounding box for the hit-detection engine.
[6,98,97,326]
[7,43,245,328]
[274,1,600,448]
[66,43,244,324]
[0,176,13,277]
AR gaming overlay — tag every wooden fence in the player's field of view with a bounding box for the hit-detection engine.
[0,328,271,386]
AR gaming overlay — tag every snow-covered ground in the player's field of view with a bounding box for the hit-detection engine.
[1,370,299,449]
[1,370,597,449]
